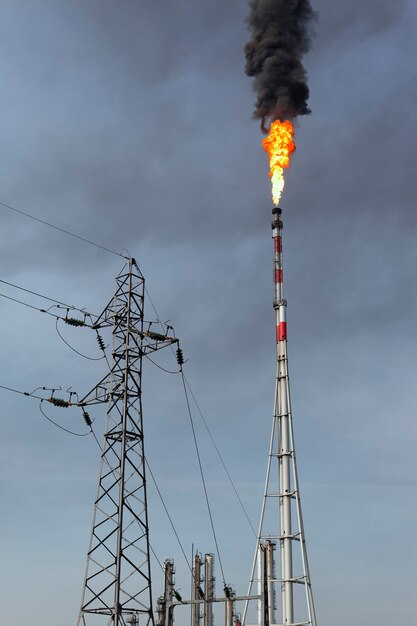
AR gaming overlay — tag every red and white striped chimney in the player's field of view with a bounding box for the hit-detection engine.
[272,207,287,344]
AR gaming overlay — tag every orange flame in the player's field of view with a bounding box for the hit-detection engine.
[262,120,296,205]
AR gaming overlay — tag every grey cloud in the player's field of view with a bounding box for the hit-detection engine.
[0,2,416,626]
[313,0,410,47]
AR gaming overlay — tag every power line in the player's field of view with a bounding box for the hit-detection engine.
[0,383,46,401]
[181,369,227,586]
[145,354,180,374]
[146,459,193,575]
[183,375,257,538]
[0,292,93,330]
[55,319,104,361]
[0,383,92,436]
[0,278,80,310]
[86,419,183,579]
[0,292,58,317]
[0,199,127,259]
[0,277,95,318]
[39,400,91,437]
[149,543,165,574]
[145,282,257,538]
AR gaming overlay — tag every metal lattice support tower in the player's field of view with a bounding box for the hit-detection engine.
[246,208,317,626]
[77,259,178,626]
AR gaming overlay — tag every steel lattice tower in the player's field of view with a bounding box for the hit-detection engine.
[77,259,177,626]
[246,208,317,626]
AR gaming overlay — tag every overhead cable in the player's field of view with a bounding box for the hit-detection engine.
[39,400,91,437]
[55,319,104,361]
[181,369,227,586]
[145,283,257,538]
[0,199,127,259]
[145,354,180,375]
[183,375,257,538]
[86,416,190,577]
[146,459,193,575]
[0,383,47,401]
[0,292,91,328]
[0,278,83,311]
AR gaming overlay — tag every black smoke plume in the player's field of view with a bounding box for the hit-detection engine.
[244,0,316,132]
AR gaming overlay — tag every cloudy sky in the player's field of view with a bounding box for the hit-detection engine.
[0,1,416,625]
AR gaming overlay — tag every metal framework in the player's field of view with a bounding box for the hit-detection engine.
[246,208,317,626]
[77,259,177,626]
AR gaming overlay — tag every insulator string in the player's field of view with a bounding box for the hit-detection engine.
[55,319,104,361]
[38,400,91,437]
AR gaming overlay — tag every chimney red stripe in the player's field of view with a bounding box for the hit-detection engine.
[275,269,283,284]
[274,236,282,253]
[276,322,287,342]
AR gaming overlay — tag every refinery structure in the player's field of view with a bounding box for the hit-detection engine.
[72,205,317,626]
[1,3,320,626]
[74,0,319,621]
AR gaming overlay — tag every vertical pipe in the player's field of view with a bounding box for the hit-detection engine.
[272,208,293,625]
[257,545,262,625]
[224,586,235,626]
[225,599,234,626]
[156,595,166,626]
[164,559,175,626]
[259,544,266,626]
[193,554,202,626]
[204,554,215,626]
[265,540,276,625]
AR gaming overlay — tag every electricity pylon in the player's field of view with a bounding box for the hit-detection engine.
[77,258,178,626]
